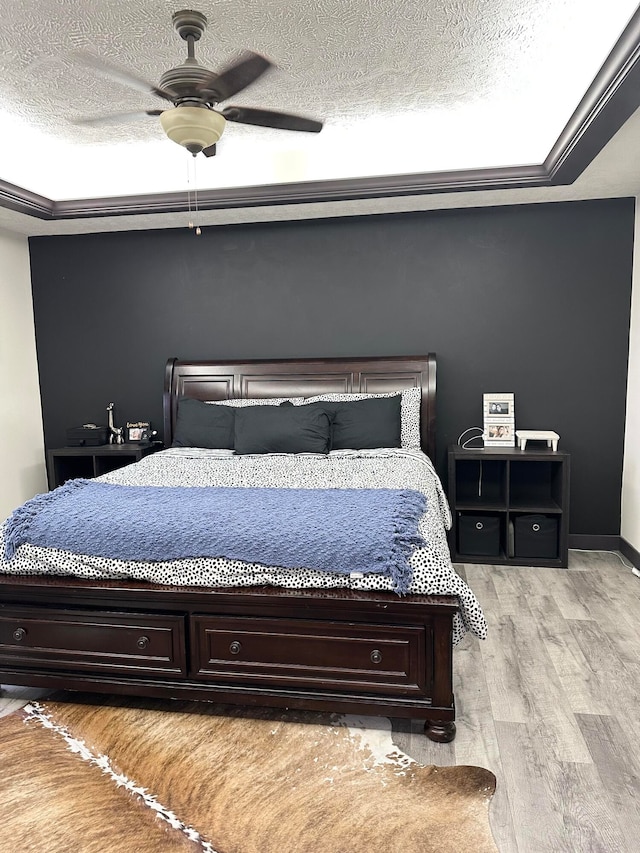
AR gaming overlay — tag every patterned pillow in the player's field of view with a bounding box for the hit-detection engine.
[206,397,304,407]
[294,387,421,449]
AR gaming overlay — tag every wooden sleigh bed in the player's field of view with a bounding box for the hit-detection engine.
[0,354,461,742]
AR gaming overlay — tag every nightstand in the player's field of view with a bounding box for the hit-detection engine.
[447,445,570,568]
[47,444,157,490]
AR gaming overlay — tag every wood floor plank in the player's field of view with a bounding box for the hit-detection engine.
[452,636,520,853]
[571,548,638,584]
[462,566,535,725]
[487,566,528,616]
[568,619,640,746]
[457,563,501,613]
[568,618,627,674]
[495,720,569,852]
[525,594,611,716]
[479,613,532,724]
[497,719,629,853]
[589,553,640,605]
[479,603,592,763]
[577,713,640,852]
[611,661,640,745]
[566,549,605,573]
[519,565,592,620]
[570,571,640,664]
[547,759,629,852]
[453,636,502,769]
[507,615,592,763]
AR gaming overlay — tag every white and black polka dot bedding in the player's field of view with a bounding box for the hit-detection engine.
[0,447,487,643]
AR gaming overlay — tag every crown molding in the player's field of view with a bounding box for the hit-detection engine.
[48,164,551,220]
[546,6,640,182]
[0,179,53,219]
[3,9,640,222]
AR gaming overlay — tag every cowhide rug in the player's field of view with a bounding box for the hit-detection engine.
[1,695,497,853]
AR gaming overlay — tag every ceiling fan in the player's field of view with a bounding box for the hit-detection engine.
[75,9,323,157]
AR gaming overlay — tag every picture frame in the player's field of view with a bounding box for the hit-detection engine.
[126,421,151,442]
[486,399,511,417]
[483,393,515,446]
[486,422,513,440]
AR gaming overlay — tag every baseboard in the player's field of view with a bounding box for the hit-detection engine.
[568,534,622,551]
[619,537,640,568]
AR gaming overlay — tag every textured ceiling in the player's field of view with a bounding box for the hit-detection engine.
[0,0,592,137]
[0,0,638,202]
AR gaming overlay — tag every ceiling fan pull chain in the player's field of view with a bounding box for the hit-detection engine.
[185,154,201,235]
[186,154,193,230]
[193,156,201,235]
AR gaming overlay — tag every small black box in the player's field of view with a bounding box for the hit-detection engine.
[66,425,109,447]
[458,514,501,557]
[514,514,558,560]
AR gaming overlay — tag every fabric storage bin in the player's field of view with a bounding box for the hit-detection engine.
[514,514,558,560]
[457,514,501,557]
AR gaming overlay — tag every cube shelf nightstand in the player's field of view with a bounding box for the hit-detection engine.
[447,445,570,568]
[47,444,157,490]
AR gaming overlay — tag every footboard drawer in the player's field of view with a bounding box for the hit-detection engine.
[191,615,429,696]
[0,607,186,676]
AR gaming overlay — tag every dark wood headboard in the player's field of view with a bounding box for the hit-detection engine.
[163,354,437,461]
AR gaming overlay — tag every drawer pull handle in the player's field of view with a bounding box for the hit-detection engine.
[229,641,242,655]
[476,522,483,530]
[137,636,150,650]
[370,649,383,664]
[13,628,26,642]
[532,523,541,532]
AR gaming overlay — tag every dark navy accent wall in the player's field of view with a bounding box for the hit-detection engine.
[28,198,635,535]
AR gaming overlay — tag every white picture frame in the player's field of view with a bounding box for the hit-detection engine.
[483,393,515,446]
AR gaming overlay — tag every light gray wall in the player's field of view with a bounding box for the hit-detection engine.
[0,229,46,516]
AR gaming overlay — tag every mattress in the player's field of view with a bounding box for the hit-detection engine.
[0,447,487,644]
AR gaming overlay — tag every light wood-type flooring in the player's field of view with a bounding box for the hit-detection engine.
[1,551,638,852]
[393,551,640,853]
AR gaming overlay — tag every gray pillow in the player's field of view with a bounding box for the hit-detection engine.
[234,404,331,454]
[173,397,235,449]
[325,396,402,450]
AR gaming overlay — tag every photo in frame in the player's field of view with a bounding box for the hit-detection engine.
[126,421,151,442]
[483,394,515,447]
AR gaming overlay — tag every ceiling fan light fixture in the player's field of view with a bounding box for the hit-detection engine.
[160,106,226,154]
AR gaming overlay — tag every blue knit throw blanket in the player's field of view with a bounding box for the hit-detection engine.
[3,480,427,593]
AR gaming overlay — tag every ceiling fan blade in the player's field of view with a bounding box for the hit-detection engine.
[197,52,272,102]
[71,109,163,127]
[70,51,176,101]
[222,106,323,133]
[202,143,217,157]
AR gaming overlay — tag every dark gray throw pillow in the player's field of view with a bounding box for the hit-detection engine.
[234,404,331,454]
[172,397,235,449]
[327,396,401,449]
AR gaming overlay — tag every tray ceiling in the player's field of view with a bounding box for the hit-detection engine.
[0,0,638,205]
